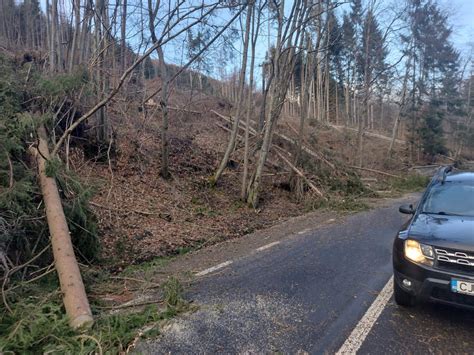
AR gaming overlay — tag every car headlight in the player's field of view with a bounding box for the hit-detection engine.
[404,240,434,266]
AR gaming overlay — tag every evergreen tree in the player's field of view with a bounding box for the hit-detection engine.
[418,98,447,159]
[17,0,44,48]
[341,12,356,121]
[341,13,356,76]
[402,0,460,159]
[350,0,364,84]
[186,28,212,91]
[327,8,343,84]
[360,8,389,103]
[186,28,212,75]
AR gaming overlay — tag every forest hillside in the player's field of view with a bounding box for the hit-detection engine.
[0,0,473,352]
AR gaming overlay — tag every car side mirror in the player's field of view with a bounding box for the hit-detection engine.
[399,204,415,215]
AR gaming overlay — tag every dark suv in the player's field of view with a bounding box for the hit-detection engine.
[393,166,474,308]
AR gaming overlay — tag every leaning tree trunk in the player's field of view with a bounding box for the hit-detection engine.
[34,125,93,329]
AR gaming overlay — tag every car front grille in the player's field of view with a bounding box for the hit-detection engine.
[436,247,474,274]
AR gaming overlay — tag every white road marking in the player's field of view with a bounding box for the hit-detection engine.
[195,260,233,276]
[256,241,280,252]
[298,228,310,235]
[336,276,394,355]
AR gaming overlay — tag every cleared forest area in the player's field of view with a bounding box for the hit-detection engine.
[0,0,473,352]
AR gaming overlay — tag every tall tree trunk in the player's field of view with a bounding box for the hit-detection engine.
[258,65,273,132]
[410,37,417,161]
[357,7,372,167]
[455,69,473,158]
[241,2,258,200]
[316,56,322,121]
[389,57,410,155]
[54,0,62,71]
[335,82,339,125]
[94,0,109,144]
[312,78,317,122]
[353,89,357,126]
[147,0,170,179]
[326,65,330,122]
[157,46,170,179]
[68,0,81,72]
[49,0,56,72]
[325,14,330,123]
[213,1,252,184]
[370,104,374,130]
[247,0,307,207]
[345,80,350,125]
[79,0,91,63]
[121,0,127,72]
[379,95,384,131]
[291,35,312,189]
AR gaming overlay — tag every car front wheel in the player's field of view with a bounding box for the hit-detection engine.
[394,279,416,307]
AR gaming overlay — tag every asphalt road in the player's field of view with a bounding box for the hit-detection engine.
[136,195,474,354]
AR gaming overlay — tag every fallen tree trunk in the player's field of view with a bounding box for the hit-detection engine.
[274,130,336,171]
[215,122,281,169]
[33,125,93,329]
[211,110,335,170]
[212,109,258,136]
[143,102,202,115]
[168,106,202,114]
[274,150,324,198]
[329,124,406,145]
[348,165,400,178]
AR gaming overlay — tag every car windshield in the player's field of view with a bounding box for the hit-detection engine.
[422,181,474,217]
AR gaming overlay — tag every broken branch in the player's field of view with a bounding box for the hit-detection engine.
[274,149,324,198]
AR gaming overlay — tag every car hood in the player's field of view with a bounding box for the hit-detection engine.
[409,213,474,252]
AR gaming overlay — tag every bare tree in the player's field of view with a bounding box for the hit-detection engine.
[246,0,312,207]
[242,0,264,199]
[147,0,170,179]
[388,54,411,155]
[121,0,127,72]
[68,0,81,71]
[213,1,253,185]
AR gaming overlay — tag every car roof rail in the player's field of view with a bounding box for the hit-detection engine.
[436,165,453,184]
